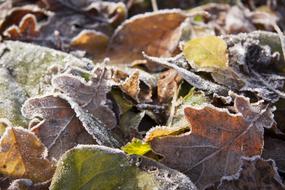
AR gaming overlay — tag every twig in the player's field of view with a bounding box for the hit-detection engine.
[151,0,158,11]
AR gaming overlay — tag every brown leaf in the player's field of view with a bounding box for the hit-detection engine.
[120,70,152,103]
[217,156,285,190]
[0,127,55,182]
[107,10,187,69]
[22,95,96,160]
[150,95,274,189]
[52,68,121,147]
[157,69,181,103]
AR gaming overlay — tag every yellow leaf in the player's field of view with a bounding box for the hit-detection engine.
[183,35,229,71]
[144,126,189,142]
[0,127,55,182]
[122,138,151,156]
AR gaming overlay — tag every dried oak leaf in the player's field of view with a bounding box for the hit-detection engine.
[150,95,274,189]
[217,156,285,190]
[107,10,187,70]
[262,136,285,173]
[22,95,96,160]
[0,127,54,182]
[50,145,197,190]
[52,68,121,147]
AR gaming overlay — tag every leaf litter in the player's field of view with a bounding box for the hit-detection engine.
[1,0,285,189]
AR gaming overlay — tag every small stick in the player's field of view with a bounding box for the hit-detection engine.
[151,0,158,11]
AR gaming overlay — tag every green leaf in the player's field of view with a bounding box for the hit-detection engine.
[122,138,151,155]
[50,145,197,190]
[183,35,228,71]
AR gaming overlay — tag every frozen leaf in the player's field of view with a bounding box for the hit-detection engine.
[0,68,28,126]
[144,54,229,96]
[22,95,96,160]
[217,156,285,190]
[183,35,229,72]
[50,145,197,190]
[122,138,151,156]
[0,127,54,182]
[52,69,117,130]
[262,136,285,173]
[150,95,274,189]
[52,68,121,147]
[107,10,187,68]
[145,126,189,142]
[111,88,133,115]
[0,41,89,97]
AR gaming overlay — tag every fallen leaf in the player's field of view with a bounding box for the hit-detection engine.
[0,127,54,182]
[122,138,151,156]
[150,95,274,189]
[0,41,88,97]
[157,69,181,103]
[0,68,28,126]
[183,35,229,71]
[52,68,121,147]
[107,10,187,69]
[217,156,285,190]
[22,95,96,160]
[50,145,197,190]
[145,125,189,142]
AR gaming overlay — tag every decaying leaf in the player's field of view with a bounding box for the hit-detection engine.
[217,156,285,190]
[0,127,54,182]
[122,138,151,156]
[22,95,96,160]
[107,10,187,69]
[150,95,274,189]
[50,145,197,190]
[183,35,229,71]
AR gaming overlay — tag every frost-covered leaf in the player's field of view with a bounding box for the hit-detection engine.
[0,68,27,126]
[107,10,187,70]
[122,138,151,156]
[0,127,54,182]
[183,36,229,71]
[22,95,96,160]
[150,95,274,189]
[0,41,89,96]
[52,68,121,147]
[50,145,197,190]
[145,126,189,142]
[217,156,285,190]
